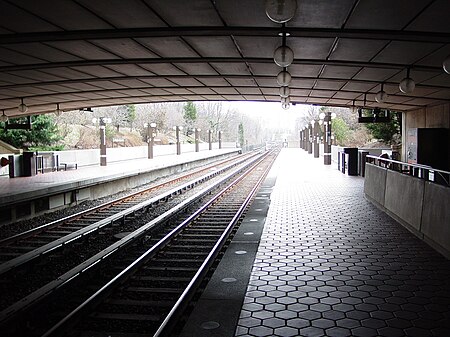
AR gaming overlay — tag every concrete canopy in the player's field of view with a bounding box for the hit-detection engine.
[0,0,449,118]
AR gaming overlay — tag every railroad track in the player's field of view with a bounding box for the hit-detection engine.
[41,149,277,337]
[0,149,277,337]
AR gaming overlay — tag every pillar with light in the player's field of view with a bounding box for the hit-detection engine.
[208,130,212,150]
[319,111,336,165]
[299,128,303,149]
[195,128,201,152]
[173,126,183,155]
[308,123,313,154]
[145,122,157,159]
[312,120,319,158]
[92,117,112,166]
[303,126,309,151]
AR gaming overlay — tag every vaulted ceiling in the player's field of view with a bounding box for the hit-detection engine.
[0,0,449,118]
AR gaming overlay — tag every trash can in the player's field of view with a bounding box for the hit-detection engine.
[22,151,36,176]
[343,148,358,176]
[358,150,369,177]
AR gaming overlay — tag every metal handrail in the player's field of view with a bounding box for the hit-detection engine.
[366,155,450,187]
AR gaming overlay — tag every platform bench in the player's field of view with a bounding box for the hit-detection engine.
[59,162,78,171]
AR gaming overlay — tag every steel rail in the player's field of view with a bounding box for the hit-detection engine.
[0,152,265,327]
[0,152,249,247]
[0,152,255,276]
[153,151,275,337]
[40,151,272,337]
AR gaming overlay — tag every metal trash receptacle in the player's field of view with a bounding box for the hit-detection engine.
[343,148,358,176]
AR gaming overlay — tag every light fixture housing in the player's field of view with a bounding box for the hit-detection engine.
[18,98,28,113]
[0,110,8,123]
[277,70,292,86]
[279,86,290,98]
[274,45,294,67]
[399,68,415,94]
[375,84,388,103]
[265,0,297,23]
[375,91,388,103]
[443,55,450,74]
[399,77,415,94]
[282,102,290,110]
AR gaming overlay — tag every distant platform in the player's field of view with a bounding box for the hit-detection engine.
[0,148,240,224]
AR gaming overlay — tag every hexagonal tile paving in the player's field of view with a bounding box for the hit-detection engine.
[235,149,450,337]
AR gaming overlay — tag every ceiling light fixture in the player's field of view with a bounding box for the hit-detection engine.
[265,0,297,23]
[281,96,290,104]
[277,69,292,86]
[18,98,28,113]
[443,55,450,74]
[274,24,294,68]
[282,102,290,110]
[399,68,415,94]
[55,103,62,116]
[280,86,290,98]
[375,83,388,103]
[274,45,294,67]
[0,110,8,123]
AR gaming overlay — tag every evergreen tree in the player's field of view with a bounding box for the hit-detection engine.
[183,102,197,135]
[365,111,401,145]
[126,104,136,130]
[0,114,62,150]
[238,122,244,148]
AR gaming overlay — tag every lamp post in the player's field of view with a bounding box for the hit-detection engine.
[312,120,319,158]
[173,125,183,155]
[92,117,111,166]
[195,128,201,152]
[319,112,336,165]
[299,128,303,149]
[145,122,157,159]
[303,126,309,151]
[218,131,222,149]
[308,123,313,154]
[208,130,212,150]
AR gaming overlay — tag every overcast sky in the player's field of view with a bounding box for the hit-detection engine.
[226,101,310,130]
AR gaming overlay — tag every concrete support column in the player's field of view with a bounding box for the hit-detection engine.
[304,127,309,152]
[300,130,304,149]
[324,112,332,165]
[218,130,222,149]
[308,125,313,154]
[313,121,319,158]
[208,130,212,150]
[146,122,156,159]
[173,125,183,155]
[95,117,111,166]
[195,128,201,152]
[100,124,106,166]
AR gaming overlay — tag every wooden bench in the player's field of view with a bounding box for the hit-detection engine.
[59,162,78,171]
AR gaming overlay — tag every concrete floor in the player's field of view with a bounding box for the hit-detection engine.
[182,148,450,337]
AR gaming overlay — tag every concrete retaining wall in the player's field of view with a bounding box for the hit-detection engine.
[364,163,450,258]
[421,182,450,255]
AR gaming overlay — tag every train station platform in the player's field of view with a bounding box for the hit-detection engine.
[181,148,450,337]
[0,148,240,223]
